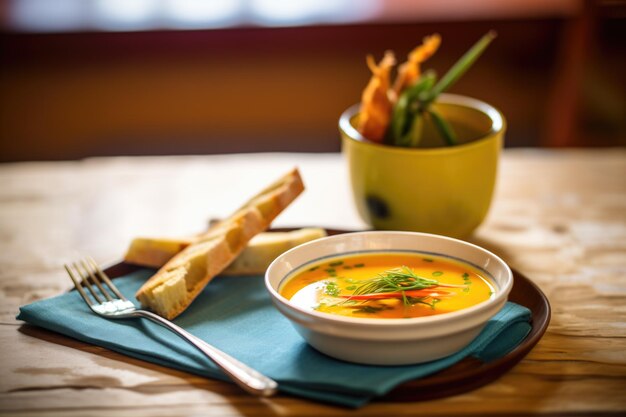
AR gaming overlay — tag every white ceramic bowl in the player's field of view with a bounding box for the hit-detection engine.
[265,231,513,365]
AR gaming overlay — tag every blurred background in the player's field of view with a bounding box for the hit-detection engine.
[0,0,624,162]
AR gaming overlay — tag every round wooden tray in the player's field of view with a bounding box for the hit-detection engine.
[104,227,550,403]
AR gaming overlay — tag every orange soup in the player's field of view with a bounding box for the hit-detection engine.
[280,252,495,319]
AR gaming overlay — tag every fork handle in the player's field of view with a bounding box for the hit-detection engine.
[135,310,278,397]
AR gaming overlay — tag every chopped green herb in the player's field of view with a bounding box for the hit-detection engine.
[423,258,434,262]
[308,266,319,272]
[406,296,440,309]
[354,263,365,268]
[463,287,470,293]
[324,281,340,296]
[329,261,344,267]
[432,271,444,277]
[406,296,427,306]
[488,291,494,296]
[324,268,336,274]
[346,285,357,291]
[352,305,389,314]
[462,272,470,279]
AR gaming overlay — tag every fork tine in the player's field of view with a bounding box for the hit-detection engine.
[64,264,97,306]
[79,258,113,301]
[72,261,103,304]
[87,256,127,301]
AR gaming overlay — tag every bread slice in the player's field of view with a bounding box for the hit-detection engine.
[125,228,327,274]
[223,227,326,275]
[125,237,191,269]
[135,168,304,319]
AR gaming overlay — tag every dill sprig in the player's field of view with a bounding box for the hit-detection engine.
[352,266,439,296]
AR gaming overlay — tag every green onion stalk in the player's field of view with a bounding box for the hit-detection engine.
[389,31,497,147]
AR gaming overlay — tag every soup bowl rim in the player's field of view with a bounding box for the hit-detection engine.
[265,230,513,327]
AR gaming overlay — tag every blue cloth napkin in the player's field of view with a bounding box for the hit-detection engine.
[17,269,531,407]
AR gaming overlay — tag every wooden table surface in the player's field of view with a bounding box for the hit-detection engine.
[1,149,625,416]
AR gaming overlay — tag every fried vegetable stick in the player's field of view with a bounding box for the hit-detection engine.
[357,51,396,143]
[393,34,441,96]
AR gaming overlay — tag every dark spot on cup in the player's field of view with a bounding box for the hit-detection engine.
[366,195,390,219]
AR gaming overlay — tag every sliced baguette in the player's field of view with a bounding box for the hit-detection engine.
[125,227,327,274]
[223,227,326,275]
[135,168,304,319]
[125,237,191,269]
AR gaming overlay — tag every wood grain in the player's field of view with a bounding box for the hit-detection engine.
[1,150,625,416]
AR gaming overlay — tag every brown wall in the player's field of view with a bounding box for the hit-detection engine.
[0,18,623,161]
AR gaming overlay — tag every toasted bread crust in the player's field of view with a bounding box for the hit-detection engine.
[135,168,304,319]
[222,227,327,275]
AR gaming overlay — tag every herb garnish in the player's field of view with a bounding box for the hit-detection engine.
[432,271,443,277]
[352,305,391,314]
[341,266,465,308]
[354,263,365,268]
[351,266,439,296]
[324,281,340,296]
[325,267,337,277]
[407,296,441,309]
[329,261,343,267]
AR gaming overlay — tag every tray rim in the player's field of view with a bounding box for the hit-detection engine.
[385,268,550,401]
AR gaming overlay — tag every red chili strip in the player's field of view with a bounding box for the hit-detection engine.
[340,289,455,300]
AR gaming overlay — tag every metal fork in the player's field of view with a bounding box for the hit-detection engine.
[64,257,278,397]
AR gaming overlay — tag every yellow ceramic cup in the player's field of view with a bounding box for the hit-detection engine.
[340,93,506,238]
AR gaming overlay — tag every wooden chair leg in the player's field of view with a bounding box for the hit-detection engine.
[543,0,596,147]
